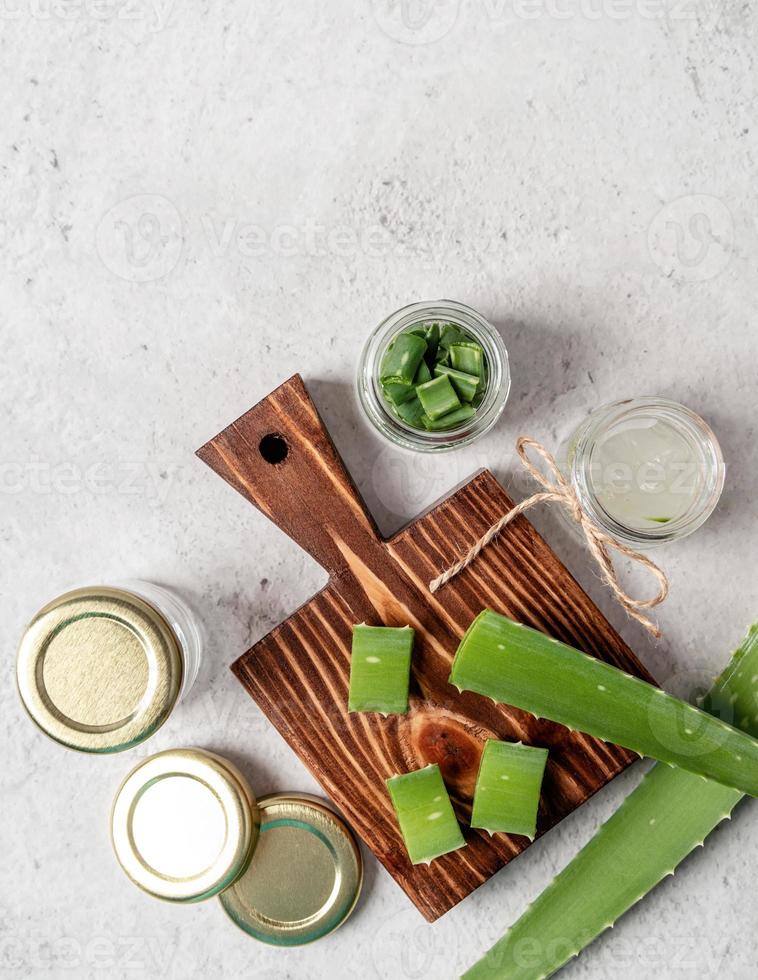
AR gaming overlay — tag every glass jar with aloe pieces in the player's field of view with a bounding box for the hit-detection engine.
[357,300,510,452]
[558,397,725,546]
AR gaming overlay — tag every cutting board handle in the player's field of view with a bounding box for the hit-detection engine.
[197,374,381,575]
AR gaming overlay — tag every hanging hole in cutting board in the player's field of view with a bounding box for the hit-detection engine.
[259,434,288,465]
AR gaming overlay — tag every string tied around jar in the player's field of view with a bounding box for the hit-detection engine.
[429,436,670,639]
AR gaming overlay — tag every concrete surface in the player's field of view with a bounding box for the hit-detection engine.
[1,1,756,978]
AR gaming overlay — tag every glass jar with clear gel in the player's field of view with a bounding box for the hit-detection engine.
[16,580,202,753]
[357,300,510,452]
[559,397,725,547]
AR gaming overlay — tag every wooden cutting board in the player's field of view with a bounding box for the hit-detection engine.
[197,374,654,922]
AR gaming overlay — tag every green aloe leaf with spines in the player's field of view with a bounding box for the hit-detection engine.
[462,624,758,980]
[449,610,758,798]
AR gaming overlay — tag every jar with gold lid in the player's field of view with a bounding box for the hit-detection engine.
[16,580,202,753]
[110,748,363,944]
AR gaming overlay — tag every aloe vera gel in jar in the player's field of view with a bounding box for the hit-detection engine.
[561,398,725,545]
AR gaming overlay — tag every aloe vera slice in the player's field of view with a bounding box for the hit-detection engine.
[463,624,758,980]
[439,322,467,349]
[380,332,427,386]
[382,380,415,406]
[392,396,426,428]
[348,624,414,715]
[416,374,460,421]
[450,610,758,798]
[420,404,476,431]
[433,364,479,402]
[450,342,484,378]
[413,358,432,386]
[386,764,465,864]
[471,740,548,839]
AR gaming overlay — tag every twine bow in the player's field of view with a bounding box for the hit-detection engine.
[429,436,670,638]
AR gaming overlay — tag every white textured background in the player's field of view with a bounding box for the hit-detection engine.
[1,1,756,977]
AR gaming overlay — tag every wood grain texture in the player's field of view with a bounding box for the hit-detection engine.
[197,374,655,922]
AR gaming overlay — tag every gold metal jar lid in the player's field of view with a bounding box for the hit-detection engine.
[219,793,363,946]
[16,586,183,753]
[111,748,260,903]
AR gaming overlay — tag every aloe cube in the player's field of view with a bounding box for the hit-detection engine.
[381,380,415,406]
[420,404,476,431]
[450,342,484,378]
[380,332,427,386]
[464,624,758,980]
[439,322,467,349]
[387,764,465,864]
[425,322,441,361]
[471,740,548,839]
[450,610,758,798]
[433,364,479,402]
[392,396,426,428]
[348,625,414,715]
[413,358,432,386]
[416,374,460,421]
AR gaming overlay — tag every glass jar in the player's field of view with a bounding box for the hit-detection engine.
[357,300,510,452]
[559,397,725,546]
[16,580,202,753]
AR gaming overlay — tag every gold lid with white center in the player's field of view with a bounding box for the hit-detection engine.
[219,793,363,945]
[16,586,183,753]
[111,748,260,903]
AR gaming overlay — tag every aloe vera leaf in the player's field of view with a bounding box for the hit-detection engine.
[387,764,466,864]
[416,374,461,421]
[463,624,758,980]
[433,364,480,402]
[471,740,548,839]
[348,624,414,715]
[450,610,758,797]
[380,332,427,386]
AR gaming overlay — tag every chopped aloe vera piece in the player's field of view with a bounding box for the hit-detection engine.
[382,380,415,406]
[380,332,427,386]
[420,404,476,431]
[450,610,758,798]
[408,322,427,338]
[392,396,426,427]
[433,364,479,402]
[435,346,450,365]
[439,322,467,349]
[463,624,758,980]
[450,342,484,378]
[413,358,432,386]
[416,374,460,421]
[471,740,548,839]
[348,624,414,714]
[386,764,465,864]
[425,322,441,361]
